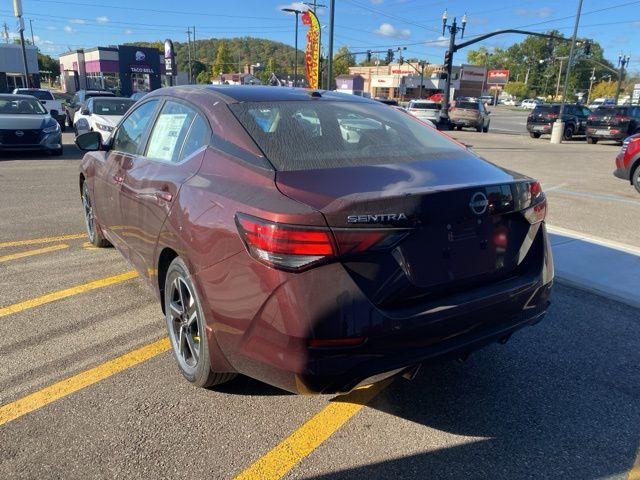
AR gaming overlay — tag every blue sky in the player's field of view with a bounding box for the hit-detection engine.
[1,0,637,71]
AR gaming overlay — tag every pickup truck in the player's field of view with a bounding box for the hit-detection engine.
[13,88,66,130]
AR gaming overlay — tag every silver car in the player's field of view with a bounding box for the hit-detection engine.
[0,94,62,155]
[407,100,442,126]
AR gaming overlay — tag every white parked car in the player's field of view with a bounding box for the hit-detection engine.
[588,97,615,109]
[521,99,543,110]
[12,88,65,129]
[407,100,442,126]
[502,98,519,106]
[73,97,136,142]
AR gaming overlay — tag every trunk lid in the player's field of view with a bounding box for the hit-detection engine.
[276,152,537,306]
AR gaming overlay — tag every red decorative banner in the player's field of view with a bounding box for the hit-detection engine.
[302,10,320,89]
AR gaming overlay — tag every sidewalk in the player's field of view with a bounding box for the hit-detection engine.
[548,225,640,310]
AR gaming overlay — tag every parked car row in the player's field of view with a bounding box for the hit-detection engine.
[526,104,640,144]
[403,98,490,132]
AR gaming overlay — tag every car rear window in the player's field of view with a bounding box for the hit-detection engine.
[16,90,54,101]
[593,107,628,116]
[532,105,560,114]
[229,101,460,171]
[454,102,479,110]
[93,99,136,116]
[410,102,440,110]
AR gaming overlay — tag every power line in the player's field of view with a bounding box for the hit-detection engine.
[341,0,442,34]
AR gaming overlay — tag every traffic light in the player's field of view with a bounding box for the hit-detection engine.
[386,49,394,64]
[366,50,372,63]
[444,50,452,66]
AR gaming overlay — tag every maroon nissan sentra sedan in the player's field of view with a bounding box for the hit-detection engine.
[76,86,553,394]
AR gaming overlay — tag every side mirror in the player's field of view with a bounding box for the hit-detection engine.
[81,108,90,116]
[75,131,103,151]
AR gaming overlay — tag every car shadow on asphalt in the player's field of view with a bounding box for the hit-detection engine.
[0,141,82,161]
[318,284,640,479]
[211,375,293,396]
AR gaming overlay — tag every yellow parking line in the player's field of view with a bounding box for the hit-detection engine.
[0,233,85,249]
[234,379,391,480]
[0,270,138,318]
[0,338,170,426]
[0,244,69,263]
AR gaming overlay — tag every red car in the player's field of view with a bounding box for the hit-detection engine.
[614,133,640,193]
[76,86,553,394]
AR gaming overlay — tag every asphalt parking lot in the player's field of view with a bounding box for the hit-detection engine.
[1,130,639,479]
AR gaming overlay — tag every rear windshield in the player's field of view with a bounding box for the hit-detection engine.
[410,102,440,110]
[532,105,560,113]
[230,101,460,171]
[16,90,54,101]
[86,92,115,100]
[593,107,628,116]
[454,101,479,110]
[93,99,135,116]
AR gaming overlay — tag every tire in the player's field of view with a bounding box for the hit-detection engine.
[164,257,236,388]
[476,124,482,132]
[530,132,541,139]
[456,125,462,131]
[51,147,63,156]
[66,113,73,128]
[586,136,598,144]
[483,122,490,133]
[81,181,110,248]
[633,165,640,195]
[563,125,574,141]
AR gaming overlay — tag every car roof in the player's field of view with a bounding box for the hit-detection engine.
[145,85,375,105]
[0,93,42,100]
[15,88,49,91]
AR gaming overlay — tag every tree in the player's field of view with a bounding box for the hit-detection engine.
[504,81,528,99]
[196,70,211,84]
[38,53,59,74]
[331,46,355,86]
[591,81,617,99]
[211,41,236,76]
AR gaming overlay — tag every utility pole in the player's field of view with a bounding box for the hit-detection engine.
[551,0,583,144]
[186,28,193,84]
[326,0,335,90]
[192,26,196,62]
[615,54,630,104]
[13,0,30,88]
[441,10,467,128]
[555,57,564,99]
[29,18,34,46]
[2,23,9,43]
[587,67,596,103]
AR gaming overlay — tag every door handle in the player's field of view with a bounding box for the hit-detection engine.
[153,190,173,203]
[113,173,124,184]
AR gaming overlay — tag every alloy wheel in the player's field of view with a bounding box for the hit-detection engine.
[167,277,201,372]
[82,183,96,243]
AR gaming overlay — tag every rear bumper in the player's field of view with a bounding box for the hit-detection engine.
[586,127,626,141]
[451,118,481,127]
[527,123,552,133]
[199,224,554,394]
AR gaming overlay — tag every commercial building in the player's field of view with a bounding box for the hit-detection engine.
[347,62,488,101]
[59,45,185,96]
[0,44,40,92]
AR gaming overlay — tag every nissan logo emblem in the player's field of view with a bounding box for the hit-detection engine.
[469,192,489,215]
[15,130,24,137]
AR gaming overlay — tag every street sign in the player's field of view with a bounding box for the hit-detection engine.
[164,39,176,77]
[633,84,640,105]
[487,69,509,85]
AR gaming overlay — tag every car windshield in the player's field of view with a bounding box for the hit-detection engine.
[16,90,54,101]
[455,102,479,110]
[93,99,136,116]
[0,97,47,115]
[230,100,460,171]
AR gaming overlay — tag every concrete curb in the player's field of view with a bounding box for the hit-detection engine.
[548,225,640,310]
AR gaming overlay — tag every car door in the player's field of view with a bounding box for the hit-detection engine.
[93,98,161,254]
[118,99,212,280]
[74,98,92,135]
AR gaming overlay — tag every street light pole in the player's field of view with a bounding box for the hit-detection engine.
[555,57,564,99]
[441,10,467,129]
[327,0,336,90]
[587,67,596,103]
[281,7,303,88]
[551,0,583,144]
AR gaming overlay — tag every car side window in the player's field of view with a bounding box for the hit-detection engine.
[145,101,198,163]
[112,99,159,155]
[85,98,93,113]
[179,114,212,161]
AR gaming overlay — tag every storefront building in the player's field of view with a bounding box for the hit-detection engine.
[0,44,40,92]
[59,45,169,95]
[348,62,487,101]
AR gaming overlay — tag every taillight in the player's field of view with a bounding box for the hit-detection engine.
[547,113,558,119]
[615,115,631,123]
[523,181,547,224]
[236,214,408,271]
[588,114,597,121]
